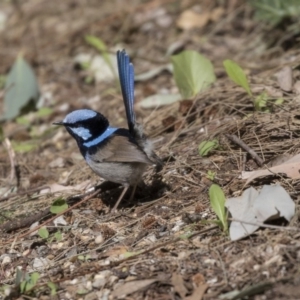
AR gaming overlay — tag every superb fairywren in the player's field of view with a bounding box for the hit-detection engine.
[54,50,162,211]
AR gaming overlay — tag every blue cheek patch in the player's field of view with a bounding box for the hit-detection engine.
[83,127,118,147]
[70,127,92,140]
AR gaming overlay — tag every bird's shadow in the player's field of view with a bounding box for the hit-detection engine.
[94,174,169,210]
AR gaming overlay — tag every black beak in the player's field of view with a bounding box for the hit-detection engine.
[53,121,64,126]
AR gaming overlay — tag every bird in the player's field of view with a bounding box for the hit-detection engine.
[53,49,162,212]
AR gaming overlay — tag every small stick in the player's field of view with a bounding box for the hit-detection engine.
[3,137,16,182]
[225,134,264,167]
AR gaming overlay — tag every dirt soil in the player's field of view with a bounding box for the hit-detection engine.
[0,0,300,299]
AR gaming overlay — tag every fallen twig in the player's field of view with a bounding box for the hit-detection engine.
[225,134,264,166]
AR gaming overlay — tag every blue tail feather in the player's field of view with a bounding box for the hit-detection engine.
[117,50,135,134]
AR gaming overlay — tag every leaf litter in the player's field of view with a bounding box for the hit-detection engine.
[0,1,300,299]
[242,153,300,184]
[226,185,295,241]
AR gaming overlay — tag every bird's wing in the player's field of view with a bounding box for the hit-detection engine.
[88,135,152,164]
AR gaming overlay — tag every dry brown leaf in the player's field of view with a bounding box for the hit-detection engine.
[268,154,294,167]
[242,154,300,184]
[276,66,293,92]
[293,80,300,94]
[191,273,206,286]
[104,245,128,258]
[210,7,224,22]
[111,279,157,298]
[177,10,210,30]
[185,283,208,300]
[40,180,93,194]
[172,272,188,298]
[226,185,295,241]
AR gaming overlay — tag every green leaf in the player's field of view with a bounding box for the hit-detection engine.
[85,35,117,79]
[15,268,24,285]
[38,227,49,239]
[171,50,216,99]
[54,231,62,241]
[223,59,252,96]
[23,282,34,292]
[179,232,193,239]
[206,170,216,181]
[12,141,37,153]
[254,91,269,111]
[198,139,218,156]
[251,0,300,27]
[3,54,39,120]
[208,184,228,231]
[30,272,40,285]
[77,289,89,295]
[35,107,53,117]
[123,251,141,258]
[50,198,68,214]
[275,98,284,105]
[20,281,27,293]
[47,282,57,296]
[16,116,31,126]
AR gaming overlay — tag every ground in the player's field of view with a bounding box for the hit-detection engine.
[0,0,300,299]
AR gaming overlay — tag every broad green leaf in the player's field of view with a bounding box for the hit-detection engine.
[47,282,57,296]
[3,54,39,120]
[50,198,68,214]
[85,35,117,79]
[198,140,218,156]
[223,60,252,96]
[30,272,40,285]
[38,227,49,239]
[171,50,216,99]
[208,184,228,231]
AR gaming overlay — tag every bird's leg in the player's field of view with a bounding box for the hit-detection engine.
[129,184,137,202]
[111,185,129,213]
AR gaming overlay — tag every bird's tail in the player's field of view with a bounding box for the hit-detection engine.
[117,50,135,134]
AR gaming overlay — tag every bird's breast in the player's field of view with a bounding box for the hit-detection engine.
[85,155,147,186]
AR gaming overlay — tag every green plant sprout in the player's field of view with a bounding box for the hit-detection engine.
[208,184,228,232]
[18,271,40,294]
[198,139,219,157]
[206,170,216,181]
[223,59,283,112]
